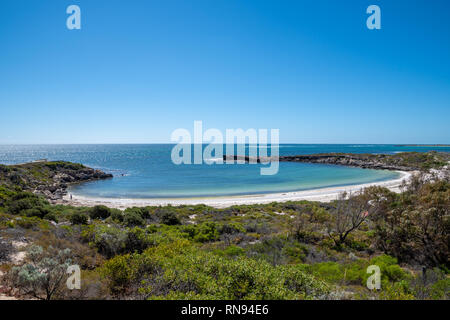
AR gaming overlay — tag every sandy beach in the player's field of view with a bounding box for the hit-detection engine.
[61,170,414,209]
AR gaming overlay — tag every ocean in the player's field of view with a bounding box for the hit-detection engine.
[0,144,448,198]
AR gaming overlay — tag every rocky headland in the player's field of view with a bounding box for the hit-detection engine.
[0,160,112,202]
[224,151,450,171]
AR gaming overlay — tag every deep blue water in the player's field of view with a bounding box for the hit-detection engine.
[0,144,448,198]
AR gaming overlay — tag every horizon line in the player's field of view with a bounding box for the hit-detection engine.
[0,143,449,146]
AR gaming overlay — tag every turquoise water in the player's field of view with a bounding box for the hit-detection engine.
[0,144,448,198]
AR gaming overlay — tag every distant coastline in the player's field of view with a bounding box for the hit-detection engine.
[394,144,450,147]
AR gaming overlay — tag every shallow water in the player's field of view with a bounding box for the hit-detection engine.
[0,144,447,198]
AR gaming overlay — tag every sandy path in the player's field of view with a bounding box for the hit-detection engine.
[61,171,414,209]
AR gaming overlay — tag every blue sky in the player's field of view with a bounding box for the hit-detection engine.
[0,0,449,144]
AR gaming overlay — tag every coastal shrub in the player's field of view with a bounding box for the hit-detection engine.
[43,212,58,223]
[63,269,110,300]
[22,207,50,219]
[0,238,13,262]
[290,211,325,244]
[86,225,163,258]
[110,209,124,222]
[371,179,450,268]
[0,186,13,208]
[219,223,246,235]
[194,222,219,243]
[378,282,415,300]
[307,255,409,287]
[409,268,450,299]
[180,222,219,243]
[155,208,181,225]
[8,245,73,300]
[214,245,246,257]
[14,216,49,230]
[280,265,331,298]
[89,205,111,220]
[244,221,271,235]
[308,262,344,284]
[7,192,49,216]
[123,210,145,227]
[45,161,85,171]
[304,261,364,285]
[124,207,150,220]
[123,227,161,253]
[101,254,134,295]
[247,237,289,265]
[101,241,330,299]
[366,255,410,284]
[344,234,369,251]
[70,212,89,225]
[92,226,128,258]
[282,242,309,264]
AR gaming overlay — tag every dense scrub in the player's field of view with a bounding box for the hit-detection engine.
[0,170,448,300]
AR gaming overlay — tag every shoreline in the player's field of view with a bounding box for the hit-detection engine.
[61,170,414,209]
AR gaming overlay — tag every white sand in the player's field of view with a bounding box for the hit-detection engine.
[61,170,414,209]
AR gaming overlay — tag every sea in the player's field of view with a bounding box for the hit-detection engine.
[0,144,448,199]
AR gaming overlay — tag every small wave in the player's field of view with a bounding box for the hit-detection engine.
[247,145,295,149]
[204,158,223,163]
[116,173,130,177]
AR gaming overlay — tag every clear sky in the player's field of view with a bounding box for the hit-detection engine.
[0,0,449,144]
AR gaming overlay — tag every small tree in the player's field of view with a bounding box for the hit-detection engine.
[9,245,73,300]
[326,191,376,248]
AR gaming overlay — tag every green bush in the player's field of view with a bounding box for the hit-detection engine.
[7,192,49,216]
[367,255,410,283]
[124,227,160,253]
[44,212,58,223]
[101,240,330,299]
[70,212,88,225]
[101,254,133,294]
[91,226,127,258]
[89,205,111,220]
[123,211,145,227]
[110,209,124,222]
[180,222,219,243]
[124,207,150,220]
[219,223,246,235]
[9,245,73,300]
[193,222,219,242]
[282,242,309,264]
[156,208,180,225]
[216,245,245,257]
[14,216,48,229]
[23,207,49,219]
[247,237,288,265]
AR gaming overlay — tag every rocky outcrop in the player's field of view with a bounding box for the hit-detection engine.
[224,151,450,171]
[277,154,413,171]
[0,161,112,201]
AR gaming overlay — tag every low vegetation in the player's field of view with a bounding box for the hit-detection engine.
[0,160,448,300]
